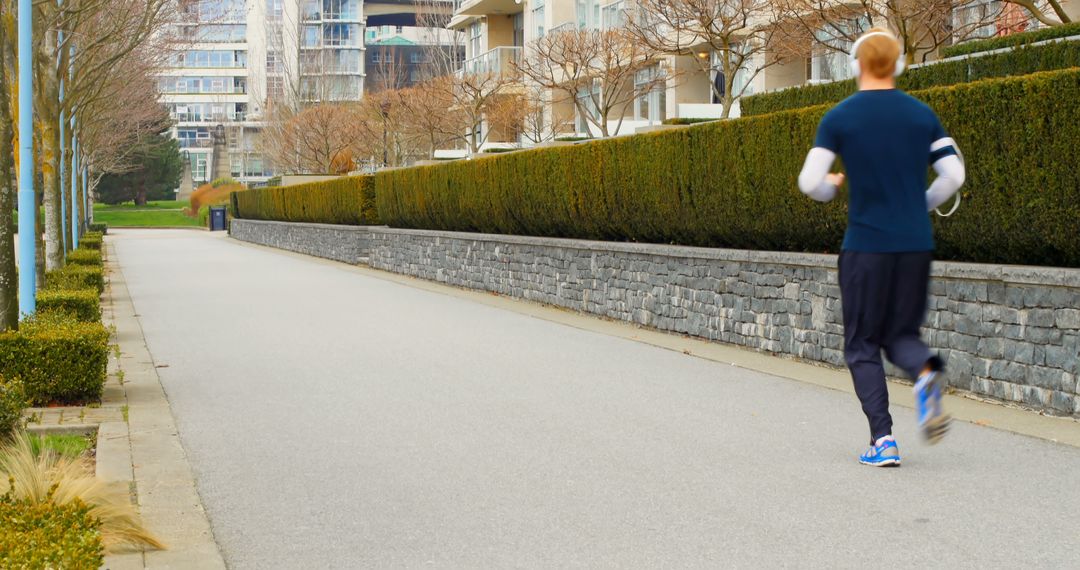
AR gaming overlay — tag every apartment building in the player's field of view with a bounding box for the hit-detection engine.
[365,24,464,92]
[164,0,274,187]
[446,0,1075,145]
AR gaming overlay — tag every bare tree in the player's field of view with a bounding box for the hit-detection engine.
[1006,0,1072,26]
[517,27,668,138]
[774,0,1009,65]
[626,0,787,119]
[515,84,572,145]
[396,83,459,158]
[263,103,371,173]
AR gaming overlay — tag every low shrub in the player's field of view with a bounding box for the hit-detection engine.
[0,313,110,405]
[234,175,379,225]
[88,222,108,234]
[78,232,103,251]
[376,69,1080,267]
[942,21,1080,57]
[553,136,592,142]
[67,248,102,267]
[742,39,1080,116]
[44,265,105,295]
[0,492,104,568]
[0,380,26,440]
[483,147,520,153]
[190,182,246,217]
[0,435,164,552]
[36,288,101,322]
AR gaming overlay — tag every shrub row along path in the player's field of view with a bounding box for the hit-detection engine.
[112,229,1080,568]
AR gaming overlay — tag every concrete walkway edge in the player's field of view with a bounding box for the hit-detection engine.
[103,241,226,569]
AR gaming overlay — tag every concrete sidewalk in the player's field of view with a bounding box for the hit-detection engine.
[104,240,226,569]
[115,229,1080,568]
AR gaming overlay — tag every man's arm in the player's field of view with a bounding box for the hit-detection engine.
[926,137,966,211]
[798,147,843,202]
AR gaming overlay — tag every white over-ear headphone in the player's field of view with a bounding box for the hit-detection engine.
[849,31,905,78]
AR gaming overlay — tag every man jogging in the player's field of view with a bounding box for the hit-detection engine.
[797,28,966,466]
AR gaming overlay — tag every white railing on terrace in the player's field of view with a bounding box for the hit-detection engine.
[549,21,577,35]
[459,46,522,77]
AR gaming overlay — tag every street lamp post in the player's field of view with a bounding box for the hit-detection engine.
[17,0,35,316]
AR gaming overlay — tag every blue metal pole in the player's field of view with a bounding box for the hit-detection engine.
[17,0,35,316]
[71,134,79,247]
[58,2,68,253]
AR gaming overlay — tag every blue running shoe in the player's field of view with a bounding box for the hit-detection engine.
[859,436,901,467]
[914,371,950,444]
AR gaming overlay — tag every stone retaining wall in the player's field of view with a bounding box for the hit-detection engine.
[231,219,1080,416]
[230,220,370,265]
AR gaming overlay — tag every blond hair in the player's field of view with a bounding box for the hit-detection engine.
[855,28,901,79]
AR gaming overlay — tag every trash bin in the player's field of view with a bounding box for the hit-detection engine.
[209,206,227,232]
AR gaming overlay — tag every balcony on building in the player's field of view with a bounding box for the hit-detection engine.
[457,46,522,77]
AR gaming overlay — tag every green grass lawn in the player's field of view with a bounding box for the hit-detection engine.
[93,201,203,228]
[28,433,93,459]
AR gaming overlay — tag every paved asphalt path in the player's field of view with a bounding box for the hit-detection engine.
[113,229,1080,569]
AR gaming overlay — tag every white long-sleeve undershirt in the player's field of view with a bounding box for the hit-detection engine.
[798,147,838,202]
[925,154,965,212]
[797,145,966,211]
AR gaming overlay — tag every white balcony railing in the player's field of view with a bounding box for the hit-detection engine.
[459,46,522,77]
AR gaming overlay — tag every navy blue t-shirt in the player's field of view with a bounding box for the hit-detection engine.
[814,89,952,253]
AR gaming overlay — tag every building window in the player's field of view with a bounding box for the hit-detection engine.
[711,46,755,102]
[533,0,546,38]
[190,154,208,182]
[634,65,666,123]
[513,12,525,46]
[600,0,624,29]
[266,75,284,100]
[577,0,599,29]
[267,0,283,20]
[266,51,282,73]
[810,19,864,82]
[468,22,483,57]
[953,0,1008,40]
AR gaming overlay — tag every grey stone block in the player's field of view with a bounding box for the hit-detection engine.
[1055,309,1080,330]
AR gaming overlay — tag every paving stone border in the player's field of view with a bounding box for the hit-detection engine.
[231,220,1080,417]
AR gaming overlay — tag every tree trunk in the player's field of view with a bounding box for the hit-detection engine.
[42,120,64,271]
[0,105,17,331]
[0,19,18,330]
[62,120,74,252]
[35,188,45,289]
[135,185,147,206]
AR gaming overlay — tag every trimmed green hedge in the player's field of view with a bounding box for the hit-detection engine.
[943,21,1080,58]
[0,313,110,405]
[0,493,104,568]
[88,222,108,234]
[36,288,101,323]
[742,40,1080,116]
[234,175,379,225]
[0,379,25,440]
[375,69,1080,267]
[45,265,105,295]
[66,248,102,267]
[78,232,103,250]
[663,117,720,125]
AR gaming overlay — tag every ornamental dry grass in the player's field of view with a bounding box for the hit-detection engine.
[0,433,165,552]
